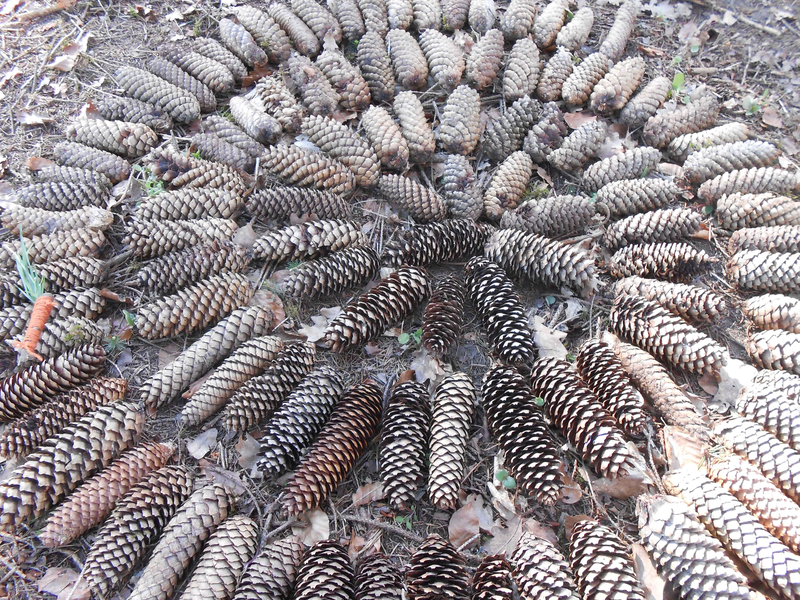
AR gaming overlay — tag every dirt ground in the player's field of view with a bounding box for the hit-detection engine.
[0,0,798,598]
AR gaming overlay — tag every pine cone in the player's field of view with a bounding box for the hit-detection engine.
[604,208,706,250]
[380,174,446,222]
[473,555,513,600]
[283,380,382,515]
[328,0,364,40]
[65,118,157,158]
[303,115,379,186]
[484,151,533,219]
[355,554,403,600]
[442,0,469,30]
[729,226,800,254]
[229,95,282,145]
[233,6,293,63]
[38,442,173,548]
[245,75,305,133]
[246,186,350,223]
[179,336,284,427]
[393,92,435,164]
[94,95,173,132]
[537,47,574,102]
[234,536,304,600]
[596,178,680,219]
[598,0,640,60]
[357,31,396,102]
[191,132,254,172]
[443,155,482,220]
[499,195,595,238]
[562,52,612,106]
[257,366,345,476]
[253,219,365,263]
[163,46,237,93]
[569,519,646,600]
[642,93,719,149]
[286,51,340,116]
[11,180,108,211]
[503,38,539,101]
[123,217,238,259]
[737,376,800,449]
[82,465,195,598]
[422,275,466,355]
[583,147,662,192]
[743,293,800,333]
[115,66,201,123]
[502,0,536,39]
[220,17,267,66]
[556,6,594,51]
[295,541,355,600]
[268,3,321,56]
[716,192,800,230]
[684,140,781,184]
[407,535,470,600]
[418,29,464,91]
[708,453,800,554]
[485,228,597,296]
[0,401,143,531]
[530,357,643,479]
[383,219,490,267]
[361,106,408,171]
[0,288,106,343]
[387,0,413,30]
[667,122,750,163]
[180,514,258,599]
[146,57,216,112]
[52,140,131,182]
[522,102,567,161]
[511,532,580,600]
[292,0,342,42]
[468,0,496,33]
[482,364,564,504]
[0,228,105,270]
[261,144,356,194]
[548,120,608,171]
[316,47,371,112]
[466,28,504,90]
[533,0,569,48]
[360,0,391,34]
[608,242,717,282]
[747,329,800,375]
[465,256,535,365]
[438,85,481,156]
[636,494,752,600]
[728,249,800,294]
[590,56,645,115]
[126,483,236,600]
[380,380,430,510]
[325,265,431,351]
[614,276,726,324]
[223,342,316,434]
[281,245,379,299]
[619,76,672,128]
[135,187,242,222]
[386,30,428,90]
[482,95,541,162]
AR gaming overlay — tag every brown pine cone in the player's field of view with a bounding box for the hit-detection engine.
[604,208,706,250]
[422,274,466,355]
[590,56,645,115]
[728,249,800,294]
[582,147,662,192]
[252,219,366,263]
[407,535,470,600]
[562,52,612,106]
[418,29,465,91]
[512,532,580,600]
[556,6,594,51]
[10,180,107,211]
[94,95,172,132]
[684,140,781,184]
[743,293,800,333]
[482,95,541,162]
[667,121,750,163]
[380,380,430,510]
[292,0,342,42]
[123,217,238,259]
[0,401,143,531]
[233,6,293,63]
[717,192,800,230]
[443,154,482,220]
[316,47,371,112]
[204,116,265,158]
[234,536,304,600]
[522,101,567,161]
[530,357,643,479]
[465,256,535,365]
[501,0,536,39]
[328,0,364,40]
[220,17,267,66]
[65,117,157,158]
[0,228,104,270]
[246,185,351,223]
[134,187,241,222]
[466,28,504,90]
[636,494,752,600]
[38,442,173,548]
[500,195,595,238]
[386,29,428,90]
[729,226,800,254]
[747,329,800,375]
[598,0,640,60]
[295,541,355,600]
[468,0,496,33]
[229,96,282,146]
[261,144,356,194]
[537,47,573,102]
[614,276,727,324]
[191,132,254,172]
[380,174,447,222]
[135,272,255,340]
[357,31,396,103]
[738,373,800,449]
[52,140,131,182]
[438,85,482,155]
[484,151,533,219]
[355,554,403,600]
[146,56,216,112]
[619,76,672,128]
[595,178,680,219]
[268,3,321,56]
[442,0,469,30]
[503,38,539,101]
[286,51,340,116]
[302,114,381,186]
[325,265,431,351]
[0,288,106,343]
[362,106,409,170]
[482,364,564,504]
[576,338,647,436]
[179,336,284,427]
[387,0,413,30]
[383,219,489,267]
[547,120,608,170]
[473,555,513,600]
[533,0,569,48]
[394,92,435,164]
[281,245,380,299]
[115,66,201,123]
[245,74,305,133]
[642,92,719,149]
[164,45,237,93]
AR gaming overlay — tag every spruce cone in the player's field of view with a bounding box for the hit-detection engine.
[386,30,428,90]
[115,66,201,123]
[295,541,355,600]
[246,75,305,133]
[292,0,342,42]
[164,45,237,93]
[261,144,356,194]
[362,105,409,171]
[482,364,563,504]
[281,245,380,299]
[357,31,396,103]
[0,288,106,343]
[303,115,380,186]
[484,151,534,219]
[533,0,569,48]
[140,306,274,408]
[547,120,608,171]
[485,228,597,296]
[191,132,254,172]
[223,342,316,434]
[179,336,284,427]
[234,536,304,600]
[619,76,672,128]
[220,17,267,66]
[473,555,513,600]
[614,276,726,324]
[503,38,539,101]
[729,226,800,254]
[229,95,282,145]
[53,140,131,182]
[383,219,489,267]
[146,56,216,112]
[590,56,645,115]
[530,357,643,479]
[380,174,446,222]
[387,0,413,30]
[502,0,536,39]
[499,195,595,239]
[38,442,173,548]
[556,6,593,50]
[316,47,371,112]
[468,0,496,33]
[608,242,717,282]
[583,147,662,192]
[442,0,469,30]
[328,0,364,40]
[636,494,752,600]
[684,140,781,185]
[286,51,340,116]
[483,95,541,162]
[562,52,612,106]
[511,532,580,600]
[11,180,108,211]
[422,275,466,355]
[325,265,431,352]
[737,377,800,450]
[0,228,105,270]
[728,249,800,294]
[246,186,351,223]
[596,178,680,219]
[537,47,573,102]
[159,159,248,195]
[604,208,706,250]
[407,535,470,600]
[233,6,293,63]
[252,219,366,263]
[355,554,403,600]
[65,118,157,158]
[358,0,389,33]
[466,28,504,90]
[523,101,567,161]
[257,366,345,476]
[438,85,481,155]
[0,401,143,531]
[569,519,646,600]
[443,154,482,220]
[123,217,238,259]
[642,93,719,149]
[716,192,800,230]
[94,95,173,132]
[418,29,464,91]
[465,256,535,365]
[743,293,800,333]
[268,3,321,56]
[0,345,106,422]
[82,465,195,598]
[126,483,236,600]
[134,186,241,222]
[747,329,800,375]
[394,92,435,164]
[380,380,430,510]
[667,122,750,163]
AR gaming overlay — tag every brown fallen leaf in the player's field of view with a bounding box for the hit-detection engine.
[348,531,366,561]
[186,428,218,459]
[0,67,22,88]
[563,111,597,129]
[697,371,719,395]
[16,110,55,126]
[181,369,215,399]
[762,106,784,129]
[352,482,385,506]
[37,567,91,600]
[592,467,651,500]
[638,45,670,58]
[236,434,260,470]
[201,462,249,496]
[25,156,55,171]
[486,515,524,557]
[251,289,285,325]
[157,341,183,369]
[16,0,76,21]
[232,223,257,248]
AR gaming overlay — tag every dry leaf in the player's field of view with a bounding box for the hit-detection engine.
[487,455,517,520]
[563,111,597,129]
[348,532,366,561]
[319,306,342,320]
[251,289,285,325]
[232,223,257,248]
[364,342,381,356]
[38,568,91,600]
[486,515,524,556]
[352,482,385,506]
[564,514,592,539]
[46,32,92,73]
[592,465,651,500]
[16,110,55,125]
[157,341,182,368]
[697,371,719,395]
[598,131,625,159]
[781,136,798,156]
[187,428,217,459]
[661,425,707,471]
[236,434,260,470]
[47,55,76,72]
[522,518,559,546]
[292,507,329,546]
[536,166,553,187]
[25,156,55,171]
[637,45,669,58]
[762,106,784,129]
[115,349,133,369]
[532,317,568,360]
[713,358,757,409]
[410,347,447,385]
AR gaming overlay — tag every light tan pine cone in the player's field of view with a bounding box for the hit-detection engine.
[482,95,541,162]
[556,6,594,51]
[728,249,800,294]
[598,0,641,60]
[422,274,466,355]
[10,180,107,211]
[165,44,238,91]
[667,121,750,163]
[484,150,534,219]
[737,373,800,449]
[473,555,513,600]
[642,92,719,149]
[115,66,201,124]
[614,276,727,323]
[393,92,435,164]
[268,2,321,56]
[28,161,111,187]
[747,329,800,375]
[316,47,372,112]
[387,0,413,30]
[700,167,800,203]
[245,74,306,133]
[146,56,216,112]
[511,532,580,600]
[468,0,496,33]
[603,207,706,250]
[386,29,429,90]
[537,47,573,102]
[716,192,800,230]
[246,185,351,223]
[684,140,781,184]
[65,118,157,158]
[328,0,364,41]
[233,6,293,63]
[582,147,662,192]
[228,95,282,146]
[285,51,340,116]
[52,140,131,182]
[619,76,672,128]
[501,0,536,39]
[292,0,343,42]
[134,187,241,222]
[0,228,105,270]
[522,101,567,161]
[533,0,569,48]
[729,226,800,254]
[466,28,504,90]
[302,114,381,186]
[590,56,645,115]
[234,536,304,600]
[437,85,482,155]
[596,178,680,219]
[743,293,800,333]
[362,106,409,170]
[418,29,465,91]
[500,194,595,238]
[220,17,267,66]
[443,154,482,219]
[261,144,356,194]
[407,535,470,600]
[383,219,490,267]
[122,217,238,259]
[562,52,612,106]
[547,120,608,170]
[252,219,366,263]
[380,174,447,222]
[281,245,380,299]
[503,38,539,101]
[295,540,355,600]
[357,30,396,103]
[442,0,469,30]
[191,132,254,172]
[93,95,173,132]
[204,115,266,158]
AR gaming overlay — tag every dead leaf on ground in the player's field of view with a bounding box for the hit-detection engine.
[781,136,798,156]
[638,45,669,58]
[0,67,22,88]
[364,342,381,356]
[16,110,55,126]
[16,0,76,21]
[410,347,447,384]
[46,32,92,72]
[232,223,257,248]
[292,507,329,546]
[158,341,183,368]
[762,106,784,128]
[319,306,342,320]
[0,0,22,15]
[25,156,55,171]
[348,531,367,561]
[236,434,260,470]
[697,371,719,395]
[661,426,707,471]
[352,482,385,506]
[297,315,329,343]
[251,289,285,325]
[449,494,493,549]
[486,515,524,556]
[564,514,593,539]
[531,316,568,360]
[487,455,517,520]
[115,349,133,369]
[563,111,597,129]
[712,358,757,409]
[187,428,217,459]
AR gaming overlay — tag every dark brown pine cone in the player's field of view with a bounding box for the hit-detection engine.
[437,85,481,155]
[245,74,305,133]
[292,0,343,43]
[191,132,255,172]
[220,17,268,66]
[229,96,282,146]
[466,28,504,90]
[65,118,157,158]
[386,29,429,90]
[590,56,645,115]
[533,0,569,48]
[619,76,671,128]
[406,535,470,600]
[316,47,371,112]
[234,536,304,600]
[716,192,800,230]
[286,51,340,116]
[261,144,356,195]
[523,101,567,162]
[442,154,482,220]
[394,91,435,164]
[252,219,366,264]
[146,56,216,113]
[233,6,293,63]
[562,52,612,106]
[164,45,237,93]
[472,555,514,600]
[302,114,380,187]
[603,208,706,250]
[582,147,662,192]
[598,0,640,60]
[729,226,800,254]
[93,95,173,132]
[728,249,800,294]
[203,115,266,158]
[556,5,593,50]
[484,151,534,219]
[595,178,680,219]
[422,274,466,355]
